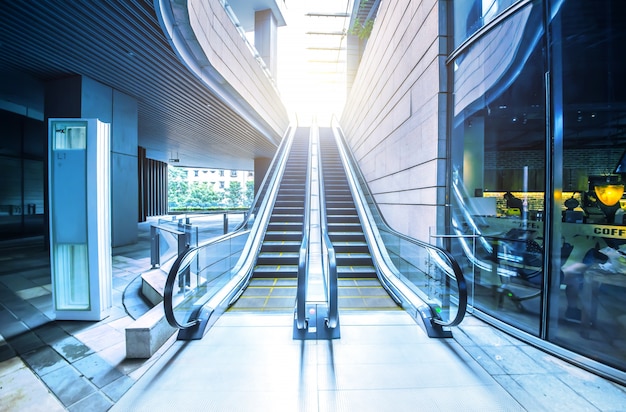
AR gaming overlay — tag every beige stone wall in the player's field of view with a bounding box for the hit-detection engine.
[340,0,448,242]
[167,0,289,142]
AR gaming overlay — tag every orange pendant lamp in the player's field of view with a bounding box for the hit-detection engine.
[594,178,625,206]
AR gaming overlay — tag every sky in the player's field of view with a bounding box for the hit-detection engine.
[276,0,354,126]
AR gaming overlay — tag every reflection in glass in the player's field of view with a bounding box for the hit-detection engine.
[449,2,545,336]
[53,244,90,310]
[450,0,626,377]
[549,0,626,373]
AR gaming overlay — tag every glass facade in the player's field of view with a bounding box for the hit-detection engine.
[0,111,46,241]
[449,0,626,379]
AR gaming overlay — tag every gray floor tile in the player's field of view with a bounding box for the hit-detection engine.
[33,323,71,345]
[101,375,136,402]
[0,341,17,362]
[40,364,96,407]
[67,391,114,412]
[72,352,124,388]
[21,345,67,376]
[50,335,94,363]
[7,330,46,354]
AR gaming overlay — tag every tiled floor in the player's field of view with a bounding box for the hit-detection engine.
[2,214,626,411]
[112,311,523,412]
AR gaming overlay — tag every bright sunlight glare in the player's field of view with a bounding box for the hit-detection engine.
[277,0,353,127]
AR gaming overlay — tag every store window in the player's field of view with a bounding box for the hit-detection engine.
[451,0,626,377]
[449,2,546,336]
[548,0,626,372]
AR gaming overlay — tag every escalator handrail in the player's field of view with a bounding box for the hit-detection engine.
[163,244,198,329]
[330,121,467,327]
[317,131,339,329]
[163,125,297,330]
[295,130,312,330]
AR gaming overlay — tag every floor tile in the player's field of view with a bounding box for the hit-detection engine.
[38,364,96,407]
[0,357,65,412]
[20,345,67,376]
[72,352,124,388]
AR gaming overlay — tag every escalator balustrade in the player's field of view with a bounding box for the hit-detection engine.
[318,128,399,311]
[229,129,310,311]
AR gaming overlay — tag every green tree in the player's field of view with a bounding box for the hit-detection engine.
[225,181,242,207]
[186,181,220,207]
[245,181,254,206]
[168,166,189,208]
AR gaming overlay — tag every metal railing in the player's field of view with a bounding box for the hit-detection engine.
[150,219,197,269]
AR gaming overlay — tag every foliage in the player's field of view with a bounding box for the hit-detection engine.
[225,181,243,208]
[245,181,255,205]
[167,167,253,212]
[349,1,375,40]
[350,17,374,40]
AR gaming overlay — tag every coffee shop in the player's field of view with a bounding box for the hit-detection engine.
[448,0,626,380]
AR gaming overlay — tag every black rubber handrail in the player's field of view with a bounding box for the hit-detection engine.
[163,245,199,329]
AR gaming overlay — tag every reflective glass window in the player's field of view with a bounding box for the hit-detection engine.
[454,0,519,48]
[548,0,626,372]
[449,2,546,336]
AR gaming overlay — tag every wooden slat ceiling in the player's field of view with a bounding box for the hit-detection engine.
[0,0,280,169]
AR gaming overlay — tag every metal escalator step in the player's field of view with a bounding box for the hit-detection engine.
[328,232,367,242]
[264,232,303,242]
[325,208,357,215]
[253,264,298,278]
[336,252,374,266]
[328,223,363,232]
[262,240,301,246]
[267,221,303,229]
[337,279,400,310]
[256,256,299,266]
[229,278,297,312]
[337,265,377,277]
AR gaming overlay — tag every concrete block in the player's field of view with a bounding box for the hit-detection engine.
[125,302,176,359]
[141,268,167,306]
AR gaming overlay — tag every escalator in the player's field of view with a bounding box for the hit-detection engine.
[319,128,399,311]
[163,123,467,341]
[229,128,310,312]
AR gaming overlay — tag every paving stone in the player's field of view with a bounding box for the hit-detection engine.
[7,331,46,354]
[51,335,94,363]
[73,352,124,388]
[0,341,17,362]
[39,364,96,407]
[21,345,68,376]
[33,322,71,345]
[67,391,114,412]
[0,357,65,412]
[101,375,135,402]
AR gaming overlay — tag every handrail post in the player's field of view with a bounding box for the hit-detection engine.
[177,228,191,291]
[150,225,160,268]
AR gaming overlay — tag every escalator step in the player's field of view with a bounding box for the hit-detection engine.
[337,265,377,277]
[253,264,298,278]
